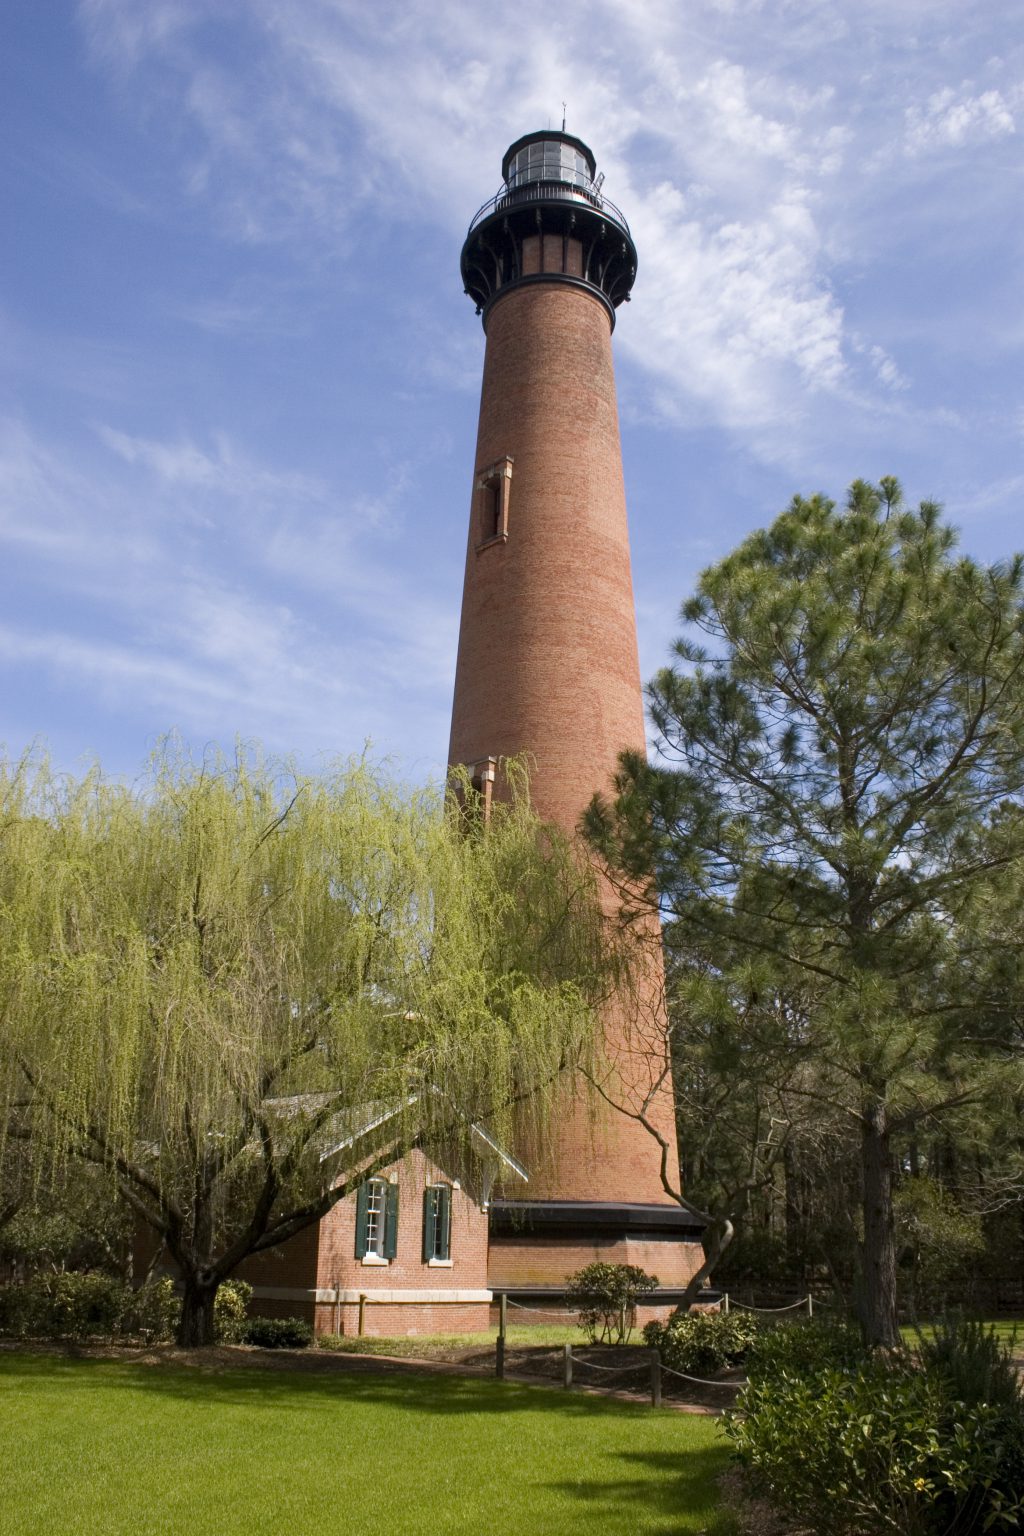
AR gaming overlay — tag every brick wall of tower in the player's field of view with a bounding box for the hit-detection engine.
[448,282,693,1283]
[449,282,645,830]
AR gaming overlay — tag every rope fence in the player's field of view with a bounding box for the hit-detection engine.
[504,1298,580,1321]
[724,1293,821,1317]
[493,1289,831,1405]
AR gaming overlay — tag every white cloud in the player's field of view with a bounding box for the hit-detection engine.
[623,186,845,433]
[74,0,864,441]
[905,84,1017,153]
[868,345,909,393]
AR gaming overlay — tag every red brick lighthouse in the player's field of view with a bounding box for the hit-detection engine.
[450,130,705,1305]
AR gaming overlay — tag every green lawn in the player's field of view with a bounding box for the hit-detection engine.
[319,1323,578,1358]
[0,1352,734,1536]
[903,1318,1023,1349]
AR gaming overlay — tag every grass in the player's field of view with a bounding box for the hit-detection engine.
[903,1318,1023,1349]
[0,1351,736,1536]
[318,1323,578,1359]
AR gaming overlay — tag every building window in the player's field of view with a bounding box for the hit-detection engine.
[422,1184,452,1263]
[355,1177,398,1261]
[474,457,513,549]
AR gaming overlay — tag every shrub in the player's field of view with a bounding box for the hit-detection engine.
[743,1318,865,1382]
[0,1271,125,1339]
[916,1313,1021,1412]
[643,1310,760,1376]
[121,1277,179,1341]
[726,1321,1024,1534]
[243,1316,313,1349]
[214,1279,252,1342]
[564,1263,659,1344]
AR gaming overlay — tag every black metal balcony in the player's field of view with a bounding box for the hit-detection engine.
[461,136,638,329]
[467,178,632,241]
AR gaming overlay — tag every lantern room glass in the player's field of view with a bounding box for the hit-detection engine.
[507,139,591,191]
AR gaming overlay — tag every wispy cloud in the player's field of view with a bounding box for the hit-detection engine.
[0,415,456,758]
[905,84,1017,154]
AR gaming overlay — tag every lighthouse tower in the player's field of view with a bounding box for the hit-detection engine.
[450,131,704,1302]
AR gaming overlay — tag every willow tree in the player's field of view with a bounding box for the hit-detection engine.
[2,746,606,1345]
[586,478,1024,1347]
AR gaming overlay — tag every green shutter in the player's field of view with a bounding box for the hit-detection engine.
[354,1181,369,1259]
[383,1181,399,1260]
[438,1185,451,1261]
[422,1188,434,1263]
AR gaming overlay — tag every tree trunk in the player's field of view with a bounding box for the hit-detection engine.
[860,1099,899,1348]
[783,1141,803,1267]
[177,1271,220,1347]
[676,1216,734,1312]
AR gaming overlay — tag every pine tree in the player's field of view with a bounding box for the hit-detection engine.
[587,478,1024,1345]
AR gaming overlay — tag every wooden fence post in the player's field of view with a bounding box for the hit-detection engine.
[723,1292,730,1315]
[496,1335,505,1381]
[562,1343,573,1390]
[807,1294,814,1319]
[358,1293,367,1337]
[499,1291,507,1340]
[650,1350,662,1408]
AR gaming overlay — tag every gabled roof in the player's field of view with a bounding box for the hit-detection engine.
[266,1087,529,1184]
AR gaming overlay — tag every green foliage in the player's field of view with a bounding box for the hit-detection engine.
[214,1279,252,1343]
[0,1273,181,1340]
[916,1313,1022,1414]
[564,1263,659,1344]
[743,1318,866,1381]
[120,1277,179,1341]
[1,744,608,1344]
[587,479,1024,1346]
[0,1272,124,1338]
[643,1309,759,1376]
[0,1171,132,1278]
[897,1178,986,1313]
[728,1318,1024,1534]
[243,1315,313,1349]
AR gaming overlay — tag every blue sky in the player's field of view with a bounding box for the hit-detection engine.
[2,1,1021,782]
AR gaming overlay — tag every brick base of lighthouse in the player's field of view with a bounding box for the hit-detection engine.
[487,1200,708,1320]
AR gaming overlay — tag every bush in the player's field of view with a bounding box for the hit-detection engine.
[726,1319,1024,1534]
[916,1313,1021,1412]
[214,1279,252,1342]
[120,1277,179,1341]
[243,1315,313,1349]
[0,1272,126,1339]
[744,1318,865,1382]
[643,1310,760,1376]
[564,1263,659,1344]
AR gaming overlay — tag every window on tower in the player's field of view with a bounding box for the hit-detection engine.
[474,457,513,550]
[482,478,500,541]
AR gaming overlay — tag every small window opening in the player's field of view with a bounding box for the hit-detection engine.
[482,479,500,541]
[470,757,496,823]
[474,457,513,550]
[449,756,497,828]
